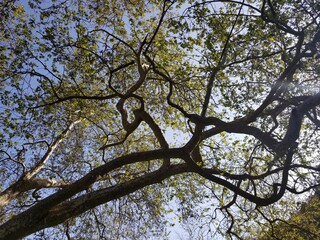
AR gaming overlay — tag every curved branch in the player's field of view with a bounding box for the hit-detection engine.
[0,147,186,230]
[203,164,319,181]
[0,178,69,209]
[144,54,194,118]
[181,148,294,207]
[277,91,320,155]
[135,109,170,166]
[0,161,189,239]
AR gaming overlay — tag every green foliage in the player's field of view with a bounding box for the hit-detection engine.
[0,0,319,239]
[258,194,320,240]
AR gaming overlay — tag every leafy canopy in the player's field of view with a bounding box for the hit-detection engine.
[0,0,319,239]
[258,193,320,240]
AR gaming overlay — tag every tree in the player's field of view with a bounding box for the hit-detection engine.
[257,193,320,240]
[0,0,319,239]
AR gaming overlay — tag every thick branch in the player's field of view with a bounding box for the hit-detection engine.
[0,148,186,240]
[0,179,68,209]
[277,91,320,155]
[0,120,80,208]
[0,163,189,240]
[181,148,294,207]
[135,109,170,166]
[22,120,81,180]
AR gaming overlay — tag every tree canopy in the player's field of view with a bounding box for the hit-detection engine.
[0,0,319,239]
[258,193,320,240]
